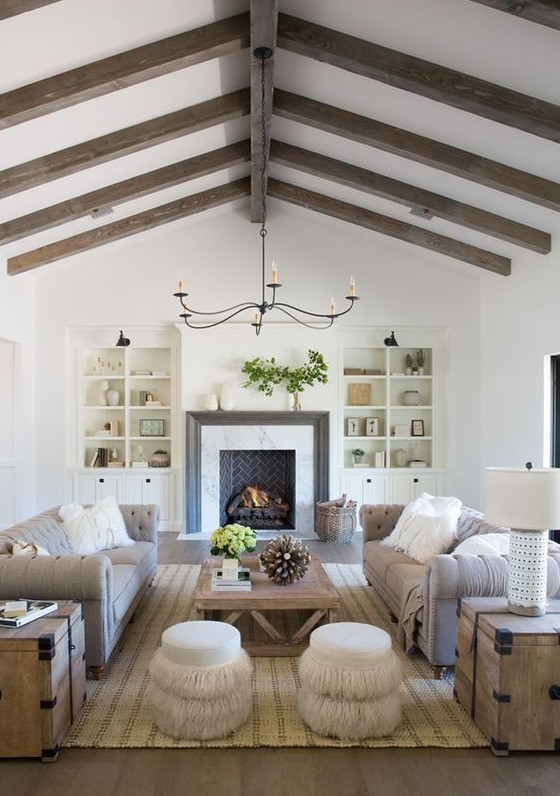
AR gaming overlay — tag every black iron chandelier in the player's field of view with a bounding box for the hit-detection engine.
[174,47,359,336]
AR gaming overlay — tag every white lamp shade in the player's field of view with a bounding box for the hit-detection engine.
[485,467,560,530]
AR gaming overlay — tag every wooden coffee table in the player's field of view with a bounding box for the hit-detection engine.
[194,556,340,656]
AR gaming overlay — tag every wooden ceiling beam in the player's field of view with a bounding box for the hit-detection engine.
[268,178,511,275]
[274,90,560,212]
[0,141,250,244]
[250,0,278,223]
[0,0,60,20]
[0,12,249,128]
[0,89,250,200]
[277,13,560,143]
[468,1,560,31]
[7,178,251,274]
[270,140,551,253]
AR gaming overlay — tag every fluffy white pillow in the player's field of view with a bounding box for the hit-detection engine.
[59,496,135,555]
[453,533,510,556]
[381,492,462,563]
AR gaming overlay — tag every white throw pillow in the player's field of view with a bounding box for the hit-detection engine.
[453,533,511,556]
[381,492,462,564]
[59,496,135,555]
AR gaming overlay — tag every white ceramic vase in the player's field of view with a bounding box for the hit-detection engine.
[220,383,236,411]
[106,389,119,406]
[98,380,110,406]
[205,394,219,411]
[403,390,420,406]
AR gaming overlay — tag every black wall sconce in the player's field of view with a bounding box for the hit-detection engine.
[116,330,131,347]
[384,331,399,347]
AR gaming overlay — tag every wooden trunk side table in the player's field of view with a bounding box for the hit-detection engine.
[0,600,86,761]
[455,596,560,756]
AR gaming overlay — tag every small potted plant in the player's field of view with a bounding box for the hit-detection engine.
[150,449,170,467]
[416,349,426,375]
[210,523,257,560]
[352,447,365,464]
[405,353,413,375]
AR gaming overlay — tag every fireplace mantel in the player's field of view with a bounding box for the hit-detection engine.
[184,411,329,535]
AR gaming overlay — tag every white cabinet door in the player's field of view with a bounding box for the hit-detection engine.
[124,471,175,522]
[339,471,391,506]
[72,472,125,504]
[391,472,439,504]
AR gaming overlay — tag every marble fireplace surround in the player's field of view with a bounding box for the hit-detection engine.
[184,411,330,535]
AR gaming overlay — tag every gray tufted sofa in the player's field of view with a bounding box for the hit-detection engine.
[360,503,560,677]
[0,504,159,677]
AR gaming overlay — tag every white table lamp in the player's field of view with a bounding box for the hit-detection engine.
[485,465,560,616]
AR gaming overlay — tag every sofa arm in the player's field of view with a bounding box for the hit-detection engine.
[0,553,113,603]
[424,552,560,602]
[359,504,404,543]
[120,504,160,544]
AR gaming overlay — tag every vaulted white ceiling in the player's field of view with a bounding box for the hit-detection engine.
[0,0,559,277]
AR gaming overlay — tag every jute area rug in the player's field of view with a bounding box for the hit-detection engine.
[62,564,487,749]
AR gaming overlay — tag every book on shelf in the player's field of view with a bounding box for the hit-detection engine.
[0,600,58,628]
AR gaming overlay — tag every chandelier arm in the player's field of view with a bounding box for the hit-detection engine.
[180,305,261,328]
[180,301,260,316]
[273,305,335,330]
[274,297,358,319]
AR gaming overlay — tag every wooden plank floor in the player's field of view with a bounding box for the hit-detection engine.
[2,533,559,795]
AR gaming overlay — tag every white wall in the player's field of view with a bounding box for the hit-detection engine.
[480,234,560,488]
[32,201,483,511]
[0,264,36,519]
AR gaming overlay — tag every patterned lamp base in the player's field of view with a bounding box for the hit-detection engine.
[507,528,548,616]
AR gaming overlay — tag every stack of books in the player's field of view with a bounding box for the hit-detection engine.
[211,568,252,591]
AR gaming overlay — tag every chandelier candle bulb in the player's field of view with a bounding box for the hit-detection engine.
[177,273,183,293]
[349,276,356,297]
[330,298,336,316]
[271,261,278,284]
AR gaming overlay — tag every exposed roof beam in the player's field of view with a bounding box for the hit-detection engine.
[274,90,560,212]
[270,140,551,253]
[277,13,560,143]
[0,141,250,244]
[468,0,560,31]
[0,12,249,129]
[0,0,60,20]
[268,178,511,275]
[7,178,251,274]
[250,0,278,222]
[0,89,250,200]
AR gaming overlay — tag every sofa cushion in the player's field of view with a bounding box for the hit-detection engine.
[59,496,135,555]
[381,493,462,563]
[112,564,142,624]
[453,506,508,547]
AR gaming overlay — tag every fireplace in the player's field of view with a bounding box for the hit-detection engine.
[184,411,329,535]
[220,449,296,529]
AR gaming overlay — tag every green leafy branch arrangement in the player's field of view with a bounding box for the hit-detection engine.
[241,349,329,396]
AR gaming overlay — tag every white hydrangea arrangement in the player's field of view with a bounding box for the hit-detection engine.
[209,523,257,559]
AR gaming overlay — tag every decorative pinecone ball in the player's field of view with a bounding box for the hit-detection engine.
[260,534,310,585]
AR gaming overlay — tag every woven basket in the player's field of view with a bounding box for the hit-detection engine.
[314,503,357,543]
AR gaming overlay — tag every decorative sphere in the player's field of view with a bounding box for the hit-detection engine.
[259,534,310,585]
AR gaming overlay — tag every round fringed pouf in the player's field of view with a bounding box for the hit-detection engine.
[147,620,252,740]
[297,622,402,740]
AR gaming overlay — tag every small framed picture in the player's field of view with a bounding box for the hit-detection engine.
[139,418,165,437]
[346,417,360,436]
[366,417,379,436]
[411,419,424,437]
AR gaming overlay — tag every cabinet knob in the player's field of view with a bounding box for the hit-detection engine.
[366,478,371,483]
[414,478,418,483]
[99,478,104,484]
[146,478,151,484]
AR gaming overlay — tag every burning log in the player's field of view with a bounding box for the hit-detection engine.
[227,484,289,517]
